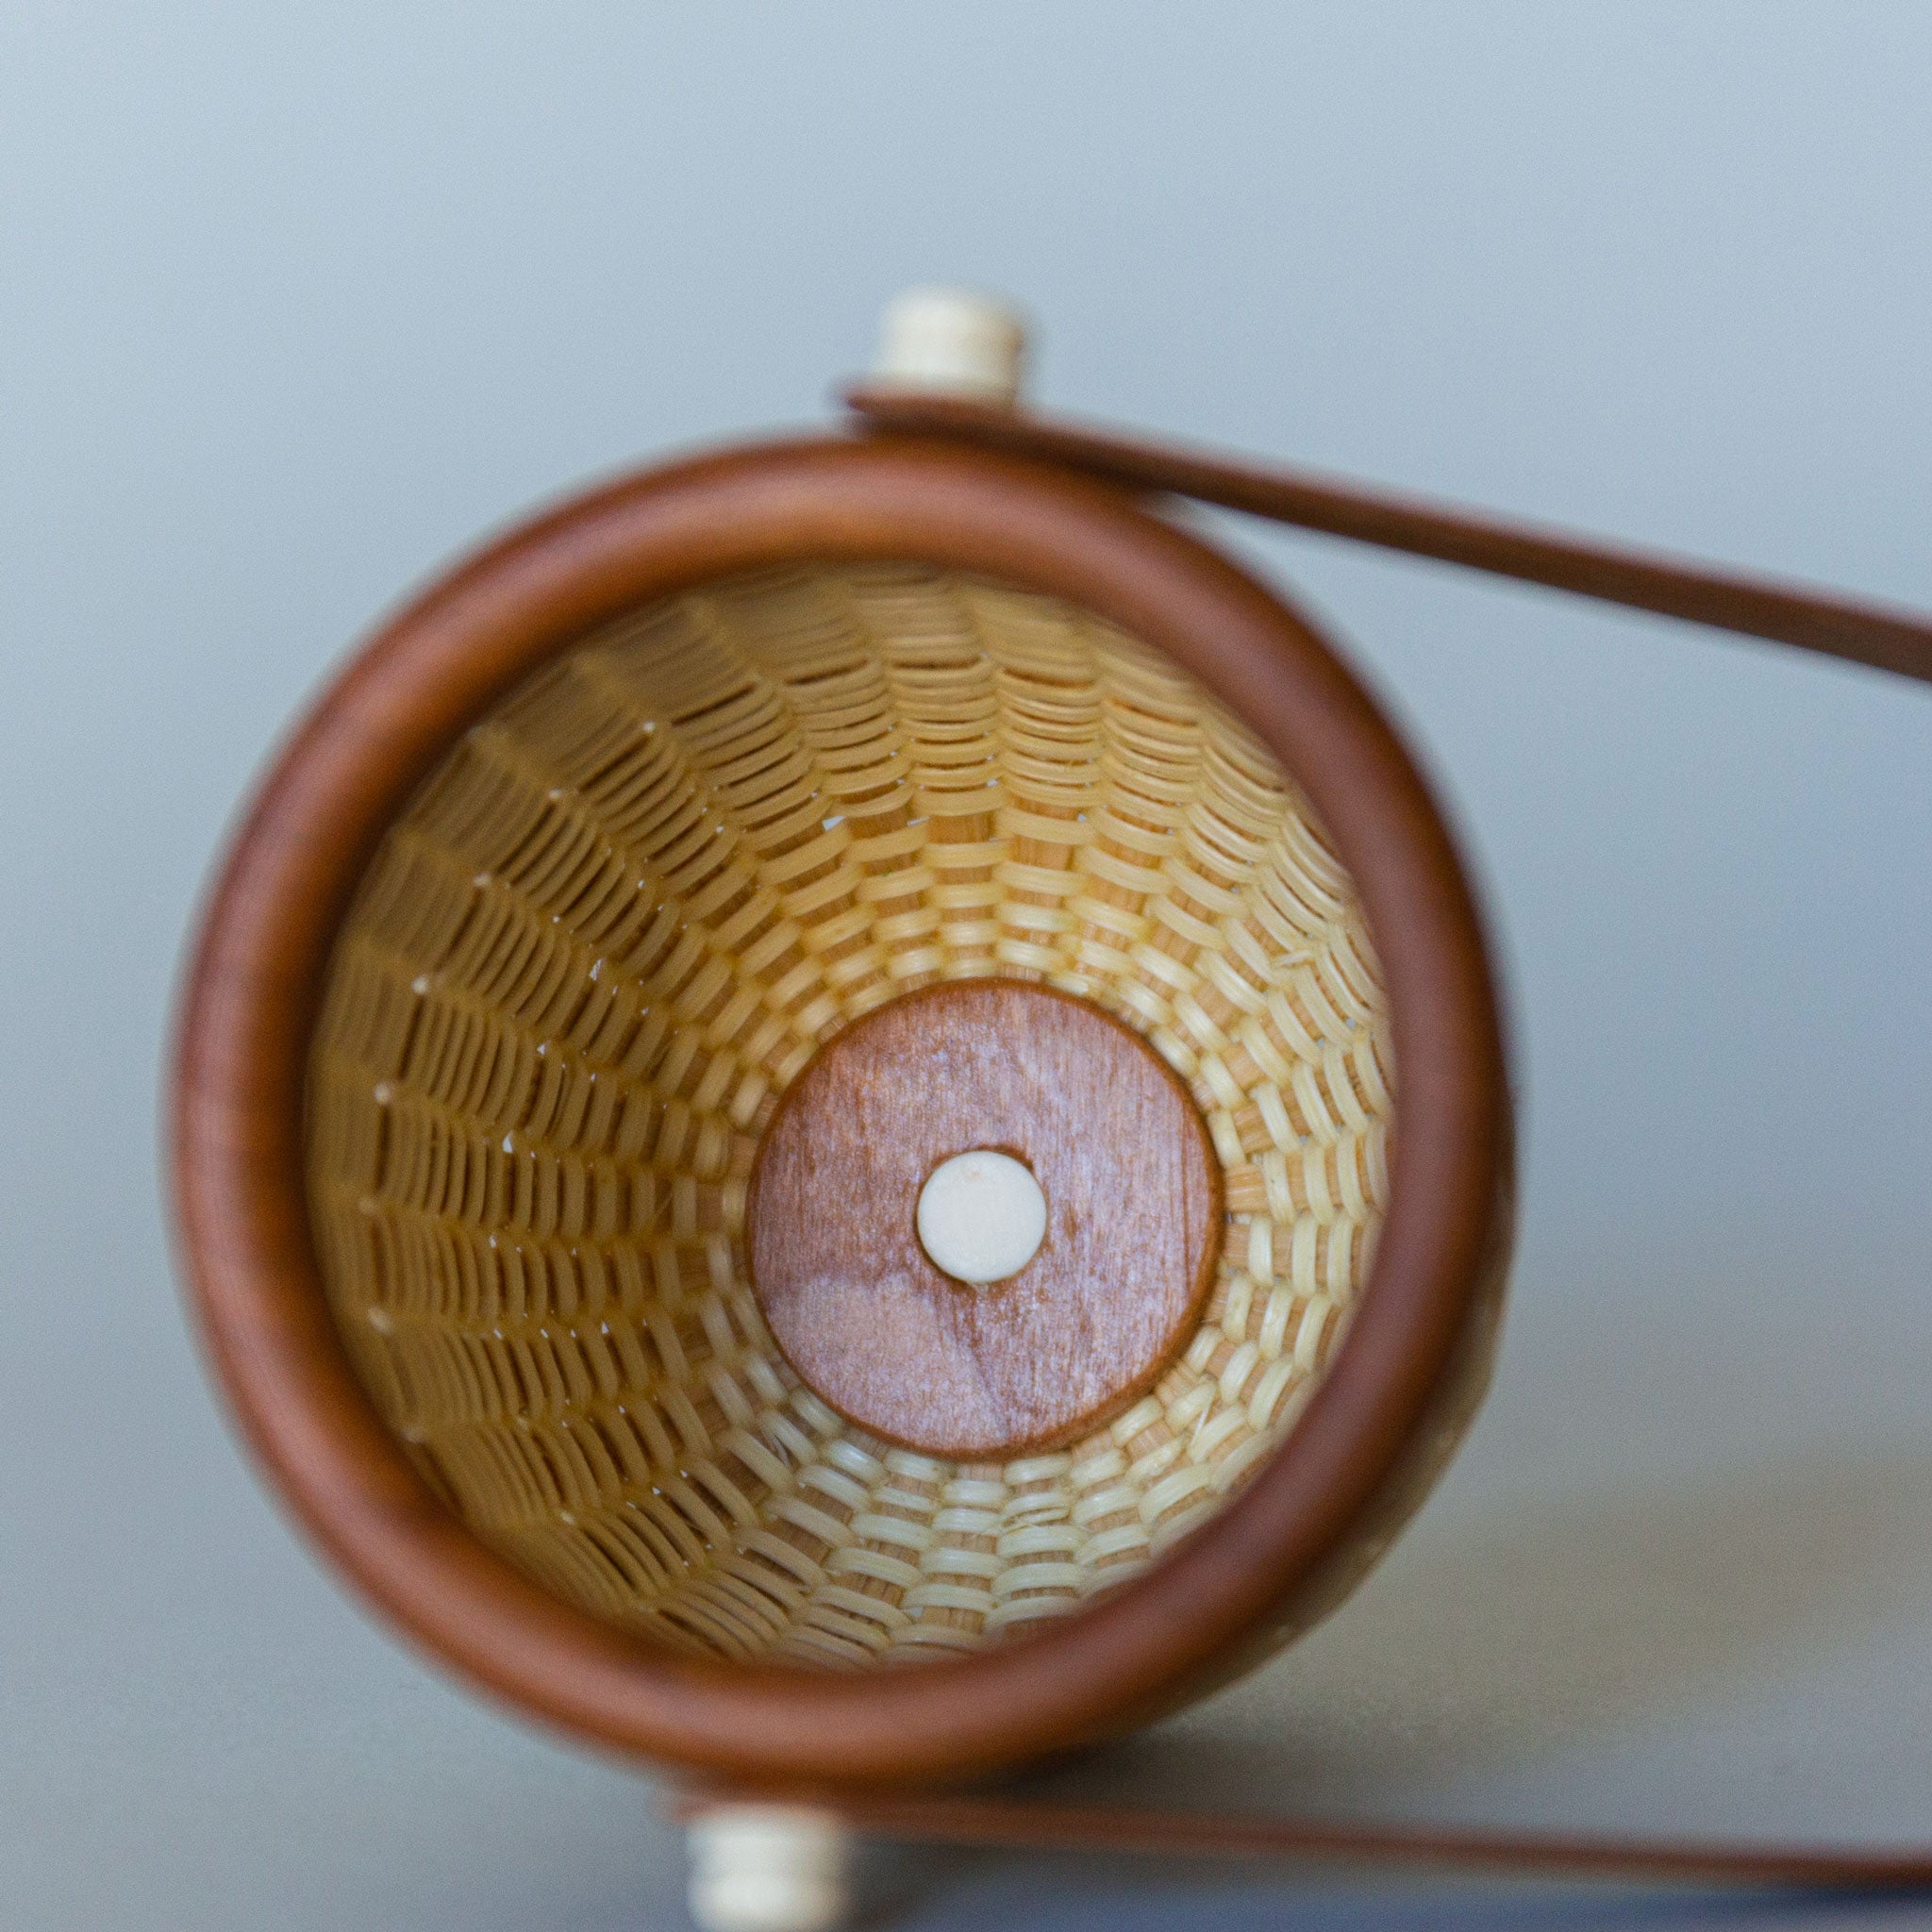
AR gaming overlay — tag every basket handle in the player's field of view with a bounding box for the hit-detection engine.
[844,385,1932,690]
[818,385,1932,1900]
[683,1786,1932,1895]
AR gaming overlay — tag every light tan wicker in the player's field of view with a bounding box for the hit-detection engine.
[307,564,1391,1671]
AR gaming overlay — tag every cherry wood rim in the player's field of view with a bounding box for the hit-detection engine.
[168,432,1510,1785]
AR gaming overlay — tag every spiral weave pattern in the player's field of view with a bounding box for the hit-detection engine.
[308,566,1392,1667]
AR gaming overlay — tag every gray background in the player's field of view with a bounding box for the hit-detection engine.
[5,4,1932,1927]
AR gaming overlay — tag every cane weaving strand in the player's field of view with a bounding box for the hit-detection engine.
[307,566,1392,1667]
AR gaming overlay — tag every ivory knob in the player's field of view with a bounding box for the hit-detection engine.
[686,1805,855,1932]
[871,285,1027,404]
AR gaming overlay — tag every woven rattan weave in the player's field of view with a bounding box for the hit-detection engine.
[307,563,1392,1670]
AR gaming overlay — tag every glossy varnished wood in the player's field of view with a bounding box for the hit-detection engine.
[845,387,1932,688]
[748,981,1222,1458]
[169,432,1511,1785]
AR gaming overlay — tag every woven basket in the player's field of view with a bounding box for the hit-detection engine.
[173,435,1510,1785]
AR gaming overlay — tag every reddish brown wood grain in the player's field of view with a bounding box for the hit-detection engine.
[749,981,1222,1458]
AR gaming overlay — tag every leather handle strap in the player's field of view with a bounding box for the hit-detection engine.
[844,385,1932,690]
[683,1789,1932,1892]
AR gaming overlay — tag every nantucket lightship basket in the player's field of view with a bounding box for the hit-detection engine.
[170,297,1513,1795]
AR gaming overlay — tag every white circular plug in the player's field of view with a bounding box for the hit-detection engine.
[916,1149,1048,1285]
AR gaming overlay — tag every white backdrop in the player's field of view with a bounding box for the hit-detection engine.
[4,7,1930,1927]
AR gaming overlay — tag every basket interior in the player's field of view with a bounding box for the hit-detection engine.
[307,565,1392,1669]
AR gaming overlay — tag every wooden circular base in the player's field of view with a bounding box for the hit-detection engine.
[745,981,1224,1459]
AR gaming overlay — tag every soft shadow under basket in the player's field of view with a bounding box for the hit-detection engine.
[171,295,1932,1877]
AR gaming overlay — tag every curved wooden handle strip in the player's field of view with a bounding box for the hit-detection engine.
[844,386,1932,689]
[686,1789,1932,1892]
